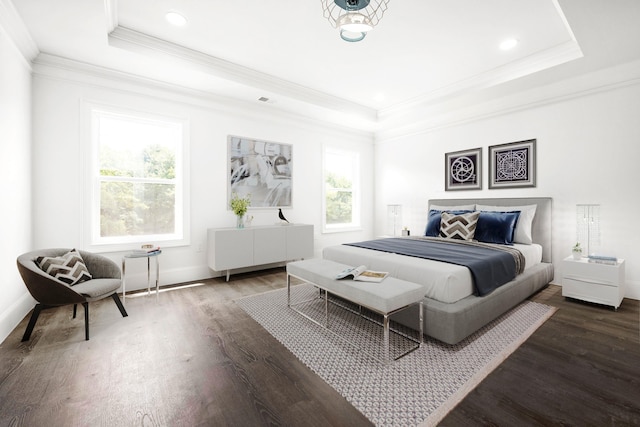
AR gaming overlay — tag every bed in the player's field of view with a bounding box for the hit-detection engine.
[323,197,554,344]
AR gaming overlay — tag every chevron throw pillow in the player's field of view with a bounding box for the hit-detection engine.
[36,249,93,285]
[439,211,480,240]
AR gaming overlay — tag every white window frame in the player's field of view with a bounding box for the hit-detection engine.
[322,146,361,233]
[83,102,190,252]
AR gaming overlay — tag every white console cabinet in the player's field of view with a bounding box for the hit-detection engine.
[208,224,313,280]
[562,256,626,309]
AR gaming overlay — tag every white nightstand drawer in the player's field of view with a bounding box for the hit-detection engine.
[562,257,626,309]
[562,259,623,286]
[562,278,624,308]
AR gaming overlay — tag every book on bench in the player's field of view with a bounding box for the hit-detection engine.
[335,265,389,283]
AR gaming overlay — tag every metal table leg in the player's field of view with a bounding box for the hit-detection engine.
[155,255,160,301]
[147,257,151,295]
[383,314,390,363]
[121,257,126,304]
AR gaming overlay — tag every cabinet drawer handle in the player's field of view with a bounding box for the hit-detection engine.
[564,275,615,286]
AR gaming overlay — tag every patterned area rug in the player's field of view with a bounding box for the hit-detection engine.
[236,284,556,427]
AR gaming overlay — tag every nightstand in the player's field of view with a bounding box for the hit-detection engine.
[562,256,626,310]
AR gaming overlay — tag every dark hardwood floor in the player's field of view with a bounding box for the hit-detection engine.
[442,285,640,426]
[1,269,638,426]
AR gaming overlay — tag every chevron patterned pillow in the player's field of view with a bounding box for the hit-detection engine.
[36,249,93,285]
[439,211,480,240]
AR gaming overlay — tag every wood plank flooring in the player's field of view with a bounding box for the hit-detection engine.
[1,268,638,426]
[442,285,640,426]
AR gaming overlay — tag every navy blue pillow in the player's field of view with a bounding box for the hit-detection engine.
[424,209,473,236]
[474,211,521,245]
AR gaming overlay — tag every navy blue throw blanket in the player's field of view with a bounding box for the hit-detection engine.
[345,237,522,296]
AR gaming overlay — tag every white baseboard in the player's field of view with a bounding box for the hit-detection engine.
[624,279,640,301]
[122,265,215,292]
[0,291,35,345]
[122,262,289,291]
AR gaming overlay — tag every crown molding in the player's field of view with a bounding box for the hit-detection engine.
[375,59,640,143]
[107,25,377,122]
[0,0,38,64]
[378,38,583,122]
[378,0,582,121]
[104,0,118,33]
[31,53,374,139]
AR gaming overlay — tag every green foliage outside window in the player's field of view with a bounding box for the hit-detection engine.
[325,172,353,224]
[99,144,176,237]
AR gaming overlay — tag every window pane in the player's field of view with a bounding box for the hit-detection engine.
[89,107,186,247]
[325,189,353,224]
[323,147,359,232]
[98,116,179,179]
[100,181,175,237]
[100,144,176,180]
[325,171,352,190]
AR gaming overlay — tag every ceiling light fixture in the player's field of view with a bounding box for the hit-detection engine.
[373,92,386,102]
[321,0,390,42]
[500,38,518,51]
[165,11,187,26]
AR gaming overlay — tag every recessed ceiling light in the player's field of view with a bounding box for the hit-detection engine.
[500,38,518,51]
[165,11,187,26]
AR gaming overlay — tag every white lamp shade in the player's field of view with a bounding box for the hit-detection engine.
[576,204,600,256]
[337,13,373,32]
[387,205,402,236]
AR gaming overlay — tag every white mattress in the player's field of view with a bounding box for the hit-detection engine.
[322,242,542,304]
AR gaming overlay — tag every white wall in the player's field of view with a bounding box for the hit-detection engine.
[30,64,375,291]
[375,71,640,300]
[0,28,34,341]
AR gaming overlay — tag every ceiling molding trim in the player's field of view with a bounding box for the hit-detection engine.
[376,60,640,143]
[378,39,583,122]
[104,0,118,33]
[552,0,579,44]
[0,0,39,64]
[107,25,377,122]
[31,53,374,139]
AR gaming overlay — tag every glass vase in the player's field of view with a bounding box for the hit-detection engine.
[236,214,244,229]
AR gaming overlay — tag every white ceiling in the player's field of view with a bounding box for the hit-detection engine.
[9,0,640,130]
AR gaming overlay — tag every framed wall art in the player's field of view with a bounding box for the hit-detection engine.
[227,135,292,208]
[489,139,536,189]
[445,147,482,191]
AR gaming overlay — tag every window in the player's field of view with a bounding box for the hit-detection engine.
[323,147,360,232]
[87,106,188,249]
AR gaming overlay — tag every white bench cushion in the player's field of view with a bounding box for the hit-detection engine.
[287,259,424,314]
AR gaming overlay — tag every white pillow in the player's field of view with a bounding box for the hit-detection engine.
[429,204,475,211]
[476,204,537,245]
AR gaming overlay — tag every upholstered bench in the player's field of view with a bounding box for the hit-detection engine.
[286,258,424,362]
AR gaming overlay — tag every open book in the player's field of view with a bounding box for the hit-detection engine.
[335,265,389,283]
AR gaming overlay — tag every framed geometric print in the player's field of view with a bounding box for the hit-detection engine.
[445,147,482,191]
[489,139,536,189]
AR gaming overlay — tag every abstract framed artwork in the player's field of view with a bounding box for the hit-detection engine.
[227,135,292,208]
[445,147,482,191]
[489,139,536,189]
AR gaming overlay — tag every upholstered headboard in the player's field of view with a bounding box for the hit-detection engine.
[428,197,552,263]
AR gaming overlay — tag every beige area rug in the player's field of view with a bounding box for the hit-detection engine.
[236,284,556,427]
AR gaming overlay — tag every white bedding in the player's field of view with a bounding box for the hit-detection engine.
[322,241,542,304]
